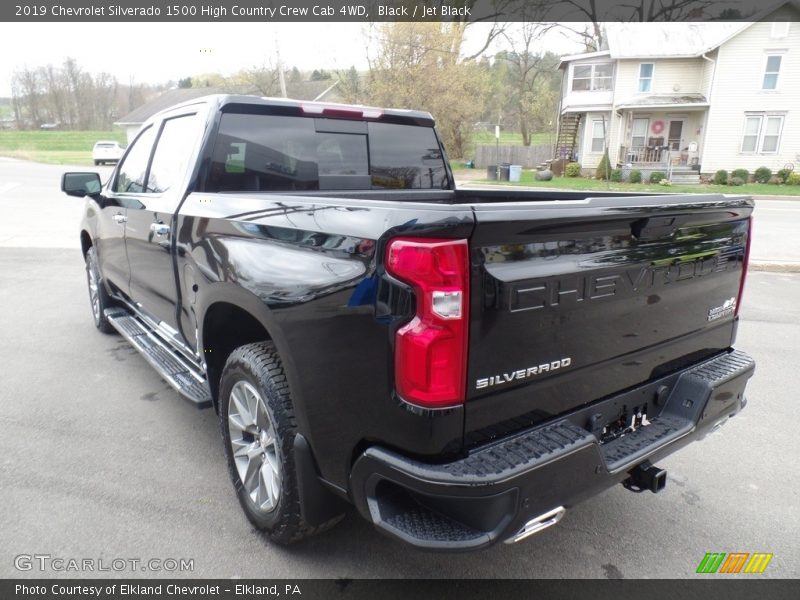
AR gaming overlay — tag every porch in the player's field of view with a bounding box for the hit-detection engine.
[617,146,701,183]
[613,96,709,183]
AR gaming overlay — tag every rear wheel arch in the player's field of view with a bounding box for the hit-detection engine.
[201,301,272,411]
[197,291,306,413]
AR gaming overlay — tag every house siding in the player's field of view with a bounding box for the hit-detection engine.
[579,112,614,169]
[703,17,800,173]
[615,58,705,100]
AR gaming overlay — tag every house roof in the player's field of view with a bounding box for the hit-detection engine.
[560,1,800,64]
[116,79,343,126]
[615,94,709,110]
[115,88,227,125]
[604,23,747,59]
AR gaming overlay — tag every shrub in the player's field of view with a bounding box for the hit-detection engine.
[768,175,782,185]
[659,179,673,186]
[649,171,666,184]
[713,170,728,185]
[787,172,800,186]
[729,176,745,186]
[776,168,792,183]
[754,167,772,183]
[595,150,612,180]
[731,168,749,183]
[610,169,623,182]
[629,169,642,184]
[565,162,581,177]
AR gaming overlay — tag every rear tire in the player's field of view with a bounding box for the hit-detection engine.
[85,246,116,334]
[219,341,342,544]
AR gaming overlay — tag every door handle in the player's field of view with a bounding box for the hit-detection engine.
[150,223,170,237]
[113,213,127,224]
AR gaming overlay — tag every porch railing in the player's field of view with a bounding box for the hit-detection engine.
[619,145,666,165]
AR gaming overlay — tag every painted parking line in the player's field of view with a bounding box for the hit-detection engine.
[0,182,21,194]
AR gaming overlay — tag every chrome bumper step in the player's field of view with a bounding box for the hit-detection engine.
[105,308,212,408]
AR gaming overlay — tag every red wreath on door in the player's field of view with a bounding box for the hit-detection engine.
[651,120,665,134]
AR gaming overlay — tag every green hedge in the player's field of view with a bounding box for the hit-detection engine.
[565,162,581,177]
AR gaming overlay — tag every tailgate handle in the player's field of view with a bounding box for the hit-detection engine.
[631,217,678,241]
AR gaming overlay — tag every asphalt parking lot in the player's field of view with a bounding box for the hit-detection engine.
[0,159,798,578]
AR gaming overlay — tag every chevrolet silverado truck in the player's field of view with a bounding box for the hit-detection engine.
[61,95,755,550]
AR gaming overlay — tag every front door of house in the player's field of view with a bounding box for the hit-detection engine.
[668,120,683,150]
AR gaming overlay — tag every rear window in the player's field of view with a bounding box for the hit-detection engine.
[204,113,448,192]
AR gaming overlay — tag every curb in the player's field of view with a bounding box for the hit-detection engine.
[749,262,800,273]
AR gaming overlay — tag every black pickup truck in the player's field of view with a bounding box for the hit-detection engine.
[62,95,755,551]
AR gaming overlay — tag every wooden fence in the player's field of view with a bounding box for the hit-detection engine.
[474,144,553,168]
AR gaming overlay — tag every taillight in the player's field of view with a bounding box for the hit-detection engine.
[735,216,752,317]
[385,238,469,408]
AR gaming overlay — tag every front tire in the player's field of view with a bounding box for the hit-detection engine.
[85,246,116,334]
[219,342,341,544]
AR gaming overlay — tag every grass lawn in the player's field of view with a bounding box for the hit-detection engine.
[0,130,127,165]
[480,171,800,197]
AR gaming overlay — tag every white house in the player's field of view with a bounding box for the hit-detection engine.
[555,1,800,180]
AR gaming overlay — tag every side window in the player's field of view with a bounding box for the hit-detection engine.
[591,121,606,152]
[147,114,202,194]
[638,63,654,93]
[762,55,782,90]
[207,114,319,192]
[631,118,648,147]
[114,126,156,194]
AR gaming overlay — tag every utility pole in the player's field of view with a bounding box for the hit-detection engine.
[276,39,288,98]
[495,124,501,180]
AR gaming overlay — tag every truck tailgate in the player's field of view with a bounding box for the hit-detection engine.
[464,194,752,440]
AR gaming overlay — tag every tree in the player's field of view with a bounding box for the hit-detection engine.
[366,22,490,158]
[499,21,561,146]
[240,64,280,95]
[310,69,331,81]
[554,0,719,50]
[717,8,743,19]
[177,77,193,88]
[288,67,303,83]
[335,66,364,104]
[12,58,123,129]
[11,67,44,127]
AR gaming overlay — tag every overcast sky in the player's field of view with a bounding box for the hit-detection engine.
[0,22,583,97]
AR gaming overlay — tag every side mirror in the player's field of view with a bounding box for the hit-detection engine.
[61,172,102,198]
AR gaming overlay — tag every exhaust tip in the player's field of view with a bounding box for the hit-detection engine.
[504,506,566,544]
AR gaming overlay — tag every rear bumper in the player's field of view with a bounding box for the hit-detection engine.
[350,350,755,550]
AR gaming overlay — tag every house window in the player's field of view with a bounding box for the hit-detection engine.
[638,64,654,93]
[591,120,606,152]
[631,118,649,147]
[763,55,782,90]
[572,63,613,92]
[741,114,784,154]
[761,116,784,152]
